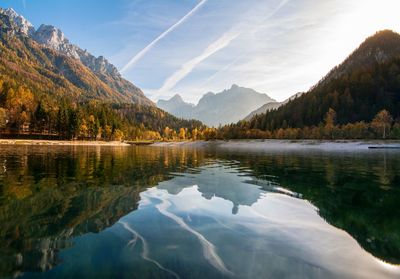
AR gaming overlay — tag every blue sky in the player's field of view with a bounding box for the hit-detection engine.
[2,0,400,103]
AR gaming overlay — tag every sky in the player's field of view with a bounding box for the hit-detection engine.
[2,0,400,103]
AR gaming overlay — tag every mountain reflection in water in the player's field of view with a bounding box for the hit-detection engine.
[0,145,399,279]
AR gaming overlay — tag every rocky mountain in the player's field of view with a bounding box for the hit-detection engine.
[0,7,153,106]
[244,92,303,121]
[0,7,34,36]
[157,94,194,117]
[247,30,400,130]
[0,7,202,139]
[157,85,276,126]
[33,24,120,77]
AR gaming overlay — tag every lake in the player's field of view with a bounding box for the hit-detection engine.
[0,143,399,279]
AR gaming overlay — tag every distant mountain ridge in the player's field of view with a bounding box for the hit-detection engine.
[157,94,194,117]
[244,92,304,121]
[0,7,153,106]
[157,85,276,126]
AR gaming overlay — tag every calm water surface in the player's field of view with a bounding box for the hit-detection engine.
[0,144,399,279]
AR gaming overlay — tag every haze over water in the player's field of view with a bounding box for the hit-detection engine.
[0,144,399,279]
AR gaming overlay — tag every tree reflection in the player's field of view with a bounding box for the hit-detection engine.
[219,150,400,264]
[0,145,399,277]
[0,146,205,278]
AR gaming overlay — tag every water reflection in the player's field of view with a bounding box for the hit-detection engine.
[220,150,400,264]
[157,164,265,215]
[16,163,400,279]
[0,145,204,277]
[0,145,399,278]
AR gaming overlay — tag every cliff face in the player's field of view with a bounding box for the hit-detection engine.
[0,7,154,106]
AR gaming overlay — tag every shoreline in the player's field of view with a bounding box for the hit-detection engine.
[0,139,130,146]
[0,139,400,150]
[150,139,400,151]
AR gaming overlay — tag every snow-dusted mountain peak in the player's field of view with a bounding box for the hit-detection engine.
[0,7,35,36]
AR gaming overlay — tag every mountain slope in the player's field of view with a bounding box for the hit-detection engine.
[158,85,276,126]
[0,7,153,106]
[248,30,400,130]
[157,94,194,117]
[32,24,153,106]
[244,93,303,121]
[244,102,282,121]
[0,7,202,139]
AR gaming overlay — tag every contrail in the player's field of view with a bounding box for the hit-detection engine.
[196,0,292,91]
[121,0,207,73]
[119,221,180,279]
[155,196,233,276]
[156,0,291,94]
[158,30,240,93]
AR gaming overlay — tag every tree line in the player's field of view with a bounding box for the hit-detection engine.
[0,77,204,141]
[211,109,400,140]
[243,31,400,134]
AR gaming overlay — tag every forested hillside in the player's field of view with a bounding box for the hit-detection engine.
[0,9,204,140]
[249,30,400,130]
[215,30,400,140]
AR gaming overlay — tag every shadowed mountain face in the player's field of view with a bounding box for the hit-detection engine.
[244,92,304,121]
[244,101,282,121]
[247,30,400,129]
[0,7,153,106]
[157,85,276,126]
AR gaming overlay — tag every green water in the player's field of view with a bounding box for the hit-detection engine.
[0,144,399,279]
